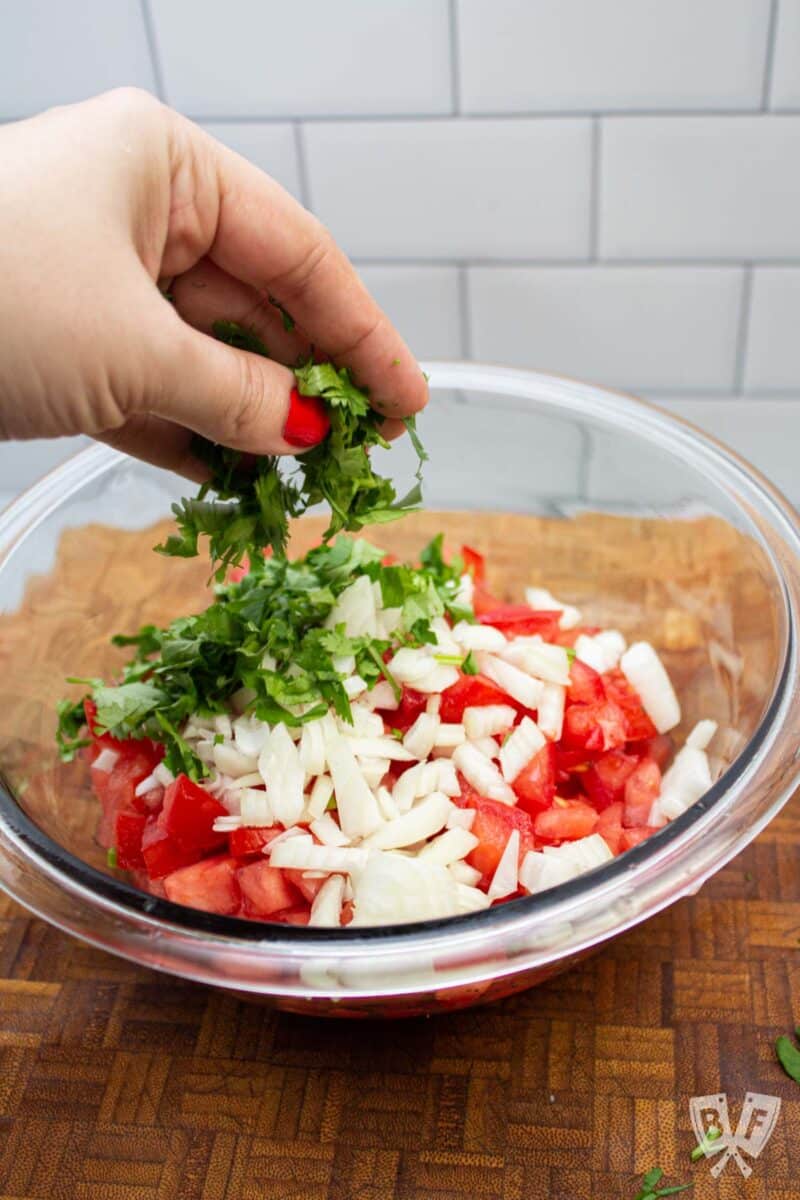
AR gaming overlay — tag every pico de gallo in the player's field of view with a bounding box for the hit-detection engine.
[57,537,716,927]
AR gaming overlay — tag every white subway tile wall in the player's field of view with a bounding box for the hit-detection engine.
[1,1,799,502]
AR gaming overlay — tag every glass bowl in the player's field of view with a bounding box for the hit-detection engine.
[1,361,799,1018]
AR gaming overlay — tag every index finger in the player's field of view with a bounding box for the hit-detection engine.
[189,121,428,419]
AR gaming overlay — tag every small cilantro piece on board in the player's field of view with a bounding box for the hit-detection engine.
[155,321,427,577]
[776,1026,800,1084]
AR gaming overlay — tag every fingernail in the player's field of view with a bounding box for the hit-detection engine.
[283,387,331,448]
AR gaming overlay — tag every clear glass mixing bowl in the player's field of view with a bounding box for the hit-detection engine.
[1,362,799,1017]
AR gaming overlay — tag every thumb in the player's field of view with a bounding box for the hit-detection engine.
[148,313,330,456]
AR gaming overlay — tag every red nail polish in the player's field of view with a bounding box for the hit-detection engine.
[283,387,331,448]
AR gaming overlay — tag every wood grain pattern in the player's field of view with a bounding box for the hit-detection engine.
[0,512,797,1196]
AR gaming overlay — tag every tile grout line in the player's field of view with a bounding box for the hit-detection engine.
[182,108,800,125]
[762,0,780,110]
[293,123,313,212]
[140,0,167,101]
[350,256,800,268]
[589,117,601,260]
[457,265,472,358]
[448,0,462,116]
[733,264,755,393]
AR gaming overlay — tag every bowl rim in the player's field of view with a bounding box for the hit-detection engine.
[1,360,799,992]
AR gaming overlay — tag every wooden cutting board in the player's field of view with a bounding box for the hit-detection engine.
[0,512,798,1197]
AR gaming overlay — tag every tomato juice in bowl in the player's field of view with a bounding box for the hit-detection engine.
[0,362,798,1016]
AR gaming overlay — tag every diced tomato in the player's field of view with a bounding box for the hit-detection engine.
[551,625,602,648]
[466,797,536,882]
[381,553,399,567]
[603,669,658,741]
[629,733,673,771]
[623,757,661,827]
[567,659,605,706]
[596,802,624,854]
[141,818,203,878]
[620,826,660,851]
[472,584,503,617]
[512,742,557,815]
[555,746,592,780]
[158,775,228,853]
[478,604,561,640]
[562,700,627,754]
[163,854,240,915]
[439,674,519,724]
[115,808,147,870]
[228,825,283,858]
[93,741,164,849]
[237,861,299,917]
[583,750,638,811]
[461,544,486,584]
[285,868,326,903]
[278,906,312,926]
[380,687,428,733]
[534,799,598,843]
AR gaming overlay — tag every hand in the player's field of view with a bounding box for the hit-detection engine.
[0,89,427,476]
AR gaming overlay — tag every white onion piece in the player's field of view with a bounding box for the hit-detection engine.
[349,853,486,926]
[430,616,460,655]
[93,748,119,774]
[270,837,368,873]
[310,812,350,847]
[463,705,516,740]
[134,770,160,797]
[418,664,461,693]
[686,719,718,751]
[376,605,403,640]
[324,575,378,638]
[575,630,627,674]
[230,685,257,714]
[213,743,258,778]
[403,713,441,760]
[537,683,566,741]
[323,720,382,838]
[364,792,452,850]
[309,874,345,927]
[306,773,334,820]
[519,834,612,894]
[446,806,476,831]
[620,641,681,734]
[239,787,273,827]
[213,713,232,740]
[375,784,400,820]
[212,814,243,833]
[519,851,577,894]
[525,586,581,630]
[542,833,613,873]
[392,759,460,811]
[346,735,416,762]
[299,719,326,777]
[477,653,545,710]
[232,716,270,759]
[488,829,520,899]
[426,694,442,716]
[258,723,304,827]
[417,826,479,865]
[501,640,571,686]
[451,621,507,652]
[655,745,711,820]
[357,757,390,789]
[224,772,264,791]
[388,647,436,685]
[346,707,385,738]
[453,742,516,805]
[332,654,356,677]
[434,723,466,748]
[448,860,482,887]
[455,884,492,913]
[472,736,500,760]
[343,675,368,699]
[499,716,546,783]
[454,572,474,608]
[362,679,400,711]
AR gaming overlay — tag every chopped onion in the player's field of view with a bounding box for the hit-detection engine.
[418,826,479,866]
[477,652,544,710]
[388,646,436,685]
[426,694,442,716]
[362,679,400,712]
[332,654,356,677]
[429,616,460,655]
[392,759,460,811]
[525,586,581,630]
[343,675,368,699]
[446,806,476,831]
[375,784,399,820]
[310,812,350,847]
[620,641,681,734]
[451,620,507,652]
[472,736,500,760]
[213,743,258,778]
[537,683,565,741]
[463,704,516,740]
[364,792,452,850]
[308,874,345,927]
[346,735,416,762]
[346,706,385,738]
[258,723,304,827]
[519,833,612,894]
[403,712,441,760]
[357,757,390,789]
[575,630,627,674]
[133,770,160,797]
[501,640,570,686]
[349,853,484,926]
[448,860,482,887]
[686,719,718,751]
[239,787,273,827]
[306,773,334,820]
[499,716,546,783]
[434,723,466,749]
[453,742,516,805]
[153,763,174,787]
[488,829,520,899]
[270,837,369,873]
[93,748,119,774]
[299,719,326,777]
[455,884,491,913]
[225,772,264,791]
[212,814,243,833]
[324,575,378,638]
[454,572,474,608]
[323,719,382,838]
[655,745,711,820]
[232,716,270,758]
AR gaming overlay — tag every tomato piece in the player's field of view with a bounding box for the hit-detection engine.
[478,605,561,640]
[629,733,673,771]
[603,669,658,741]
[567,659,605,706]
[157,775,228,853]
[596,802,624,854]
[228,825,283,858]
[284,868,326,903]
[621,826,660,851]
[461,544,486,584]
[163,854,240,915]
[534,799,598,843]
[512,742,557,815]
[93,742,163,848]
[466,797,536,881]
[141,818,202,878]
[440,674,519,724]
[472,583,503,617]
[237,861,299,917]
[583,750,639,811]
[380,687,428,733]
[623,757,661,827]
[562,700,627,754]
[555,746,592,780]
[278,906,312,926]
[115,808,147,870]
[551,625,602,648]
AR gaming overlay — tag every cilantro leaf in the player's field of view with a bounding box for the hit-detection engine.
[776,1028,800,1084]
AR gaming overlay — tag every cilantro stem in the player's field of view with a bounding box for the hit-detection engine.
[690,1126,721,1161]
[365,643,401,701]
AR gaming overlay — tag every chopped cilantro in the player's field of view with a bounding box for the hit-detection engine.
[462,651,479,676]
[776,1026,800,1084]
[268,294,295,332]
[389,728,404,741]
[106,847,118,869]
[633,1168,691,1200]
[156,321,427,578]
[690,1125,721,1161]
